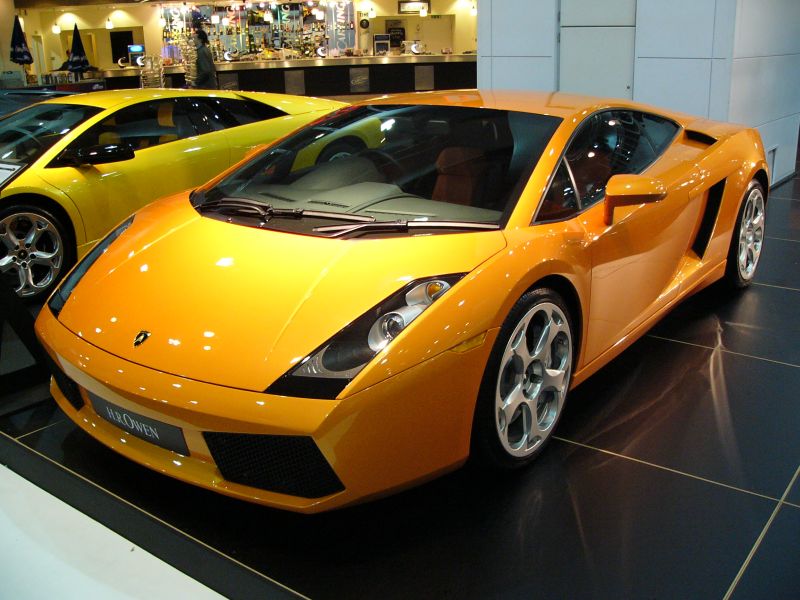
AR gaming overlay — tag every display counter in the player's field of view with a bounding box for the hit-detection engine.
[101,54,476,95]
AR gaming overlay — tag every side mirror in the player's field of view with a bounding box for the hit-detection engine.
[59,143,135,167]
[604,174,667,225]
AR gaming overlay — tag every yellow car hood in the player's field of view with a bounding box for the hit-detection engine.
[57,195,506,391]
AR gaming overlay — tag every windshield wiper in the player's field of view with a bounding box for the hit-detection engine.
[197,196,376,223]
[313,220,500,238]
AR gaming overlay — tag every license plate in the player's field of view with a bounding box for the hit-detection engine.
[89,391,189,455]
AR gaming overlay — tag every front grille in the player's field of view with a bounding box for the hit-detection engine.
[42,352,84,410]
[203,432,345,499]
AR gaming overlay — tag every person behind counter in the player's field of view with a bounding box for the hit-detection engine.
[192,29,217,89]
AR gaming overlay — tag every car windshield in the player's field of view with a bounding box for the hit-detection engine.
[0,103,101,168]
[204,104,562,234]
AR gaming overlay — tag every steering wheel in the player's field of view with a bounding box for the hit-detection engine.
[363,149,406,180]
[7,127,44,148]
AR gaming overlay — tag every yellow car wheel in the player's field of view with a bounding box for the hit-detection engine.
[472,287,574,469]
[0,204,74,301]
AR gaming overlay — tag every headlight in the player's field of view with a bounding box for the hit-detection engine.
[266,274,465,399]
[48,215,134,317]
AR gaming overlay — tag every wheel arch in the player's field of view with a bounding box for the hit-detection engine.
[1,193,80,249]
[315,135,368,164]
[523,273,583,365]
[753,168,769,202]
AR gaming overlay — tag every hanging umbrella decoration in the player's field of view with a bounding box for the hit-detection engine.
[9,15,33,86]
[65,24,93,79]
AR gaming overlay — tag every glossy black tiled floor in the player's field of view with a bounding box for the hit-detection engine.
[2,174,799,599]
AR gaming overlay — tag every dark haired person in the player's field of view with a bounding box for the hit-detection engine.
[192,29,217,89]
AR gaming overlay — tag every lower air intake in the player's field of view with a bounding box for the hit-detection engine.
[203,432,344,498]
[42,352,84,410]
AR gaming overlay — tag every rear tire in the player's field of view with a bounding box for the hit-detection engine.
[471,287,574,470]
[725,180,766,289]
[0,204,75,301]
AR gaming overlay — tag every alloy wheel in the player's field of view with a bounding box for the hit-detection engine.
[737,186,765,281]
[494,301,572,457]
[0,211,64,297]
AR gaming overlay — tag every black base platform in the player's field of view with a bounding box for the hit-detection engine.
[2,174,799,599]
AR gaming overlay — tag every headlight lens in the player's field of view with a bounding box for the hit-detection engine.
[48,215,134,317]
[266,274,465,399]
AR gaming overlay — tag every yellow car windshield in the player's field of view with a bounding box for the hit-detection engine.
[0,103,101,169]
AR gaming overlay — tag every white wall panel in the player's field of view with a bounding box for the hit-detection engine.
[477,52,493,87]
[729,54,800,125]
[633,58,712,116]
[491,0,556,57]
[560,0,636,27]
[477,0,492,56]
[491,56,556,91]
[709,59,732,120]
[636,0,715,58]
[712,0,737,58]
[560,27,635,98]
[756,114,800,184]
[734,0,800,57]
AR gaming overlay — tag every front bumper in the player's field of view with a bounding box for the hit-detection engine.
[35,307,497,513]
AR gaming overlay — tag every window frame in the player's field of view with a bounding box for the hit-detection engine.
[532,108,682,225]
[68,97,201,153]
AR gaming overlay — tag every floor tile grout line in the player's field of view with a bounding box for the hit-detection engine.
[14,419,66,441]
[723,465,800,600]
[752,282,800,293]
[552,437,780,503]
[647,335,800,370]
[767,195,797,201]
[0,432,311,600]
[766,236,800,243]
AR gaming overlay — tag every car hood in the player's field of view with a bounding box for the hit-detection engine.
[56,195,506,391]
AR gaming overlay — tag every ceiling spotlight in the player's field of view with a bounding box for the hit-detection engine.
[419,7,427,17]
[368,7,376,18]
[221,16,230,26]
[211,14,220,24]
[106,17,114,29]
[470,4,477,16]
[159,16,167,27]
[51,23,62,34]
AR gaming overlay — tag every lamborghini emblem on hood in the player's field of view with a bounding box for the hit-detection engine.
[133,331,151,347]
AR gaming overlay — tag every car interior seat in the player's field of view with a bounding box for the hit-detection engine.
[431,146,488,206]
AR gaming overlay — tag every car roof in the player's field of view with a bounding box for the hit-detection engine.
[39,88,256,111]
[362,89,694,125]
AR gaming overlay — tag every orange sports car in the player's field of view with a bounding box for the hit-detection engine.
[35,90,768,513]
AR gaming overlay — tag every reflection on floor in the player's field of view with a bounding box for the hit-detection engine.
[1,173,799,599]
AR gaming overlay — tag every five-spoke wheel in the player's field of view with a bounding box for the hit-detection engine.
[0,206,72,300]
[726,180,767,288]
[472,287,574,469]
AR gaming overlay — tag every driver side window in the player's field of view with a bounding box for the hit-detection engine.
[564,112,619,207]
[71,99,197,152]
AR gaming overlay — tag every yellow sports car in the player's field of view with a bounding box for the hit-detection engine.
[35,90,768,513]
[0,88,345,299]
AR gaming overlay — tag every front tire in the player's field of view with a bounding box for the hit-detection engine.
[725,180,766,289]
[471,287,574,470]
[0,204,74,301]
